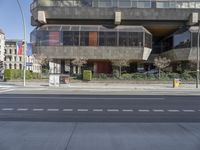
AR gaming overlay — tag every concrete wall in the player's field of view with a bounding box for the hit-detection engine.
[35,46,152,61]
[32,7,200,25]
[161,47,200,61]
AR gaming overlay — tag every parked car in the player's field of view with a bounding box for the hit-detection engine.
[144,69,159,75]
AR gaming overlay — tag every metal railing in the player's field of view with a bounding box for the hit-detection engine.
[31,0,200,9]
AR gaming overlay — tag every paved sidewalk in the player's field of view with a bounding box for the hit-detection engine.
[1,81,200,90]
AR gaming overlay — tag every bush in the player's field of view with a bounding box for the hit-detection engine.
[113,69,120,78]
[4,69,41,80]
[121,73,132,80]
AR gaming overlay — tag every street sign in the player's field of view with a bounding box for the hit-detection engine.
[26,62,33,66]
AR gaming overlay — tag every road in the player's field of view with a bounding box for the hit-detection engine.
[0,94,200,122]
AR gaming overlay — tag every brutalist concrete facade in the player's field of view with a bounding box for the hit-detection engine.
[31,0,200,74]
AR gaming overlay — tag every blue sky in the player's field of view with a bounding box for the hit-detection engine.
[0,0,33,42]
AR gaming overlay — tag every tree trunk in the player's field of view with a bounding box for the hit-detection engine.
[158,68,161,80]
[119,66,122,78]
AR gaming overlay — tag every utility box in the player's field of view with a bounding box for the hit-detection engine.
[173,78,181,88]
[83,70,92,81]
[60,74,70,84]
[49,74,60,87]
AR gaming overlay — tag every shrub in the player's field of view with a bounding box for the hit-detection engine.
[113,69,120,78]
[121,73,132,80]
[4,69,41,80]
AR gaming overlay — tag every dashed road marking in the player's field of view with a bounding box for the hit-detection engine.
[122,109,134,112]
[107,109,119,112]
[63,109,73,112]
[167,110,180,112]
[138,109,150,112]
[33,108,44,111]
[47,109,59,112]
[77,109,88,112]
[182,110,195,112]
[93,109,103,112]
[1,108,14,111]
[153,109,165,112]
[17,108,28,111]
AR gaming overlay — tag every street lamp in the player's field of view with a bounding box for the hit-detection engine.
[16,0,26,87]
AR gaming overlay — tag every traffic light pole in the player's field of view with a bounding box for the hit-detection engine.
[16,0,26,87]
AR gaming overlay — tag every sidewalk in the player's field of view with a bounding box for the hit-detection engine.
[1,81,200,90]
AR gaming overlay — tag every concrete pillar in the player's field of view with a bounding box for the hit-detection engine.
[73,66,76,74]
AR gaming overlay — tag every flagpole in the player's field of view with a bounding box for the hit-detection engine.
[16,0,26,87]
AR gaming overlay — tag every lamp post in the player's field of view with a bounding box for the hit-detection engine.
[16,0,26,87]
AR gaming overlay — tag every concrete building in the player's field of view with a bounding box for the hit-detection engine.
[30,0,200,74]
[0,29,5,62]
[4,40,41,73]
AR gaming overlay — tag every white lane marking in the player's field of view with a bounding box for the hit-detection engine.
[182,110,195,112]
[17,108,28,111]
[93,109,103,112]
[77,109,88,112]
[138,109,150,112]
[1,108,14,111]
[107,109,119,112]
[153,109,165,112]
[0,89,14,93]
[33,108,44,111]
[47,109,59,112]
[167,110,180,112]
[122,109,133,112]
[0,97,165,100]
[63,109,73,112]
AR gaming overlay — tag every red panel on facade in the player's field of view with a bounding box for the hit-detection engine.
[96,61,112,74]
[49,32,60,46]
[89,32,98,46]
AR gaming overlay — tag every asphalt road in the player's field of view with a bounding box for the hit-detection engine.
[0,94,200,122]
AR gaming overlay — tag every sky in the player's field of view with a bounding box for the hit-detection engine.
[0,0,33,42]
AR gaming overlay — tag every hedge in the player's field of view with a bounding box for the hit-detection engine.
[4,69,41,80]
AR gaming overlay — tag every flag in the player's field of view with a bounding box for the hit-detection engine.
[16,41,23,55]
[26,43,32,56]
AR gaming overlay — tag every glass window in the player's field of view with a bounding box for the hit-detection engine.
[196,2,200,8]
[192,32,200,47]
[36,31,49,46]
[119,32,129,46]
[189,2,195,8]
[145,33,152,48]
[98,0,112,8]
[63,31,79,46]
[156,2,169,8]
[173,31,191,49]
[118,0,131,8]
[99,32,117,46]
[137,2,151,8]
[162,36,173,52]
[80,31,89,46]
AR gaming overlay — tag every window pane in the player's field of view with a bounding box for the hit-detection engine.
[173,31,191,49]
[99,32,117,46]
[80,31,89,46]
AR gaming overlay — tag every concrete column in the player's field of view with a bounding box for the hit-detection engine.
[73,66,76,74]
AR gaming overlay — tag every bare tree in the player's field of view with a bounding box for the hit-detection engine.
[112,59,130,78]
[71,57,87,75]
[33,53,49,72]
[154,56,171,79]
